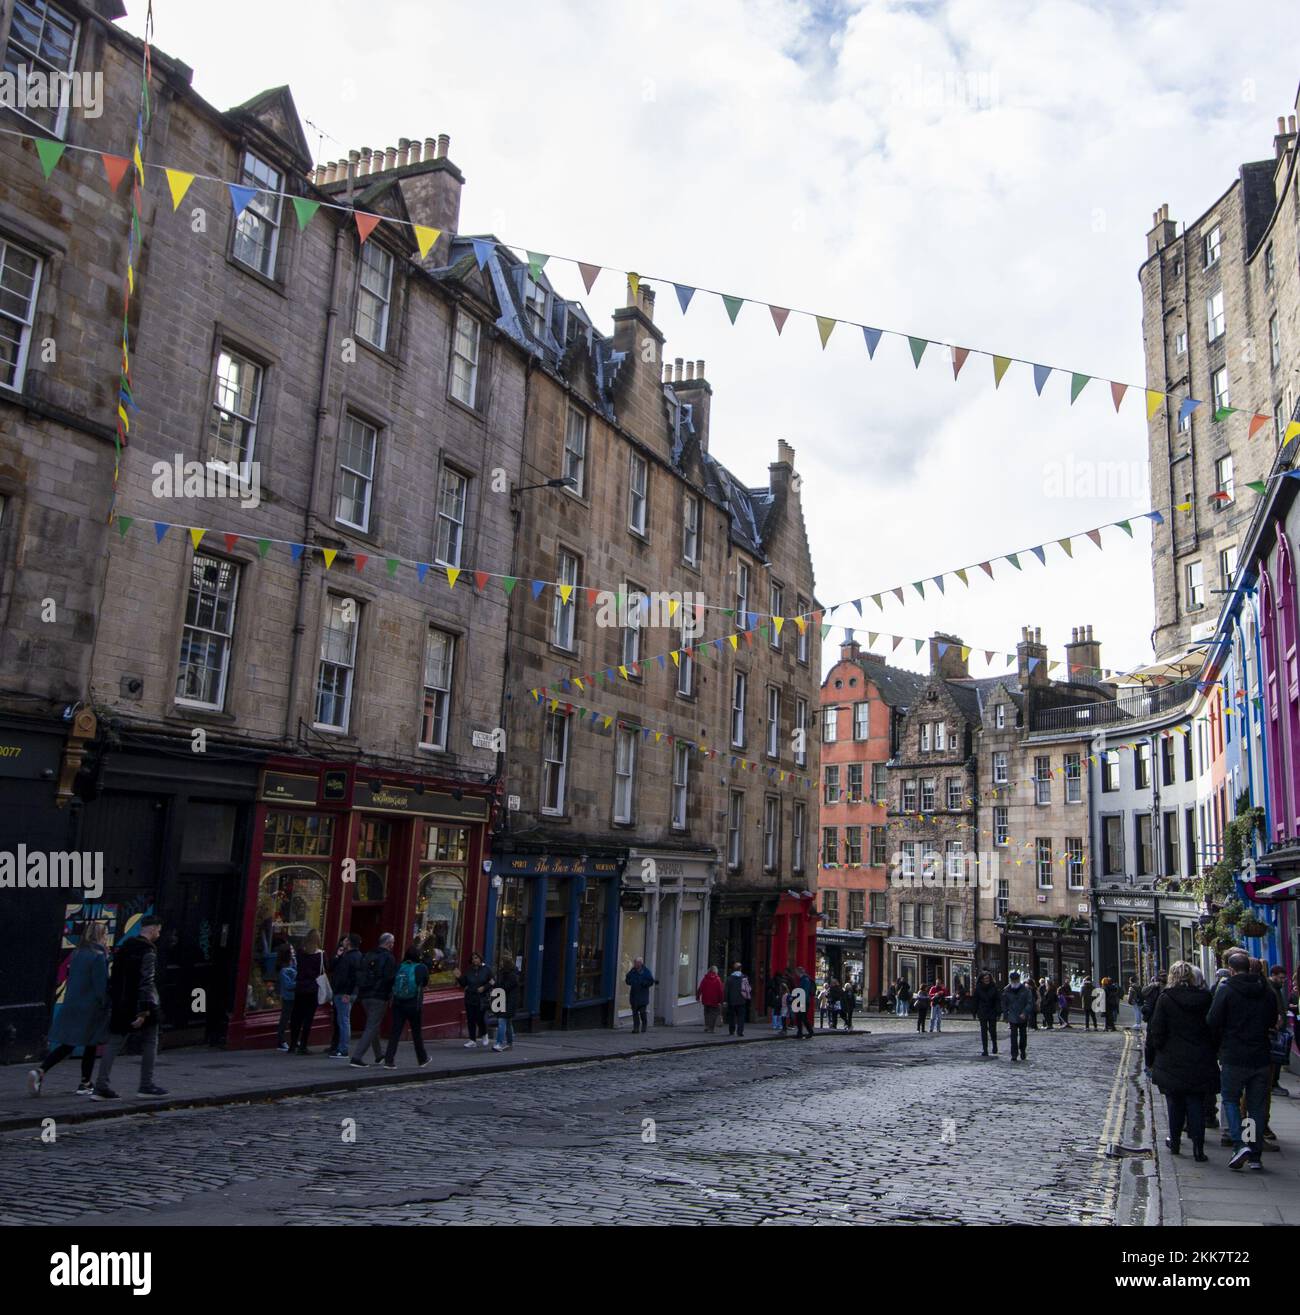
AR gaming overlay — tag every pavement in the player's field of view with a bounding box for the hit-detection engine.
[1149,1048,1300,1227]
[0,1013,1130,1226]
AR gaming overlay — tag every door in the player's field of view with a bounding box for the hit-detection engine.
[161,873,229,1041]
[539,914,567,1024]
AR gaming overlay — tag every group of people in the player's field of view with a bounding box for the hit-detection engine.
[1143,953,1295,1169]
[27,915,168,1102]
[888,971,1136,1033]
[690,964,841,1039]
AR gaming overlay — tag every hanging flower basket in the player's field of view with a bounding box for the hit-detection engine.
[1239,918,1269,939]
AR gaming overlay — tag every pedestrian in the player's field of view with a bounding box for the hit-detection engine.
[913,986,930,1032]
[1145,960,1216,1162]
[1251,958,1282,1152]
[1002,971,1034,1061]
[817,982,830,1030]
[93,915,167,1101]
[1140,972,1166,1028]
[724,962,750,1036]
[1081,974,1098,1030]
[273,942,296,1050]
[895,975,911,1018]
[1208,949,1279,1169]
[1268,963,1292,1097]
[828,978,844,1029]
[28,920,110,1097]
[1125,975,1143,1029]
[491,959,520,1052]
[327,933,362,1059]
[768,971,789,1033]
[842,980,857,1032]
[624,956,656,1035]
[457,951,494,1049]
[696,964,725,1033]
[381,944,431,1069]
[348,932,397,1067]
[974,969,1000,1057]
[1102,977,1120,1031]
[1040,977,1056,1030]
[1024,975,1040,1030]
[288,929,327,1055]
[927,977,948,1033]
[794,965,815,1038]
[1057,981,1073,1027]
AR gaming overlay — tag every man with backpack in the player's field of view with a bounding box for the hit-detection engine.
[382,943,432,1069]
[724,962,751,1037]
[348,932,397,1067]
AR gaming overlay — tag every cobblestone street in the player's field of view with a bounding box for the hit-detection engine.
[0,1024,1136,1226]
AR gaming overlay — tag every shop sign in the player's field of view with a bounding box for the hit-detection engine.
[0,729,61,780]
[261,771,318,805]
[322,770,349,802]
[492,853,622,879]
[1099,896,1156,912]
[360,784,489,820]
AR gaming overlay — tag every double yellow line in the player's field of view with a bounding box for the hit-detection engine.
[1081,1028,1134,1223]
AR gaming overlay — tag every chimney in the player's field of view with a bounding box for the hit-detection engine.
[1147,202,1178,258]
[929,632,969,680]
[673,357,683,382]
[1017,626,1049,688]
[840,637,861,662]
[673,355,712,455]
[1065,624,1102,685]
[770,439,795,499]
[393,132,464,266]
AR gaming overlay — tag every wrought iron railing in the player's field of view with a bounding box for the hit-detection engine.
[1029,676,1199,733]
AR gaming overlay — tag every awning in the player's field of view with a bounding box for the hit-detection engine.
[1255,874,1300,900]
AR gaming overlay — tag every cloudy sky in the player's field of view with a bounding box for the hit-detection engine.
[120,0,1299,678]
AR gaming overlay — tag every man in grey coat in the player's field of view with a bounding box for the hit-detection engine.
[1002,971,1036,1063]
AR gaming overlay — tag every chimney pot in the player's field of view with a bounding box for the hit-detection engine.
[674,357,683,382]
[384,146,397,171]
[397,138,410,167]
[424,137,437,160]
[1290,114,1297,134]
[1280,117,1288,134]
[685,362,695,381]
[347,149,360,182]
[437,133,451,159]
[696,359,705,377]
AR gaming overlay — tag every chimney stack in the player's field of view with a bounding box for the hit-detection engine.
[673,355,713,454]
[1017,625,1049,688]
[840,637,861,662]
[1064,623,1102,685]
[1147,202,1178,258]
[929,632,969,681]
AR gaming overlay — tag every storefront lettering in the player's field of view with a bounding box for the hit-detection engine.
[0,745,22,758]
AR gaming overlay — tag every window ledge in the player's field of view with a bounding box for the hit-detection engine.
[226,253,288,298]
[167,704,237,725]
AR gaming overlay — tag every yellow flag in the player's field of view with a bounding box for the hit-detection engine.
[189,528,205,548]
[413,224,441,260]
[117,403,129,433]
[670,651,680,668]
[618,665,629,680]
[127,262,134,294]
[668,597,679,619]
[573,677,584,691]
[816,316,836,349]
[728,634,738,650]
[654,732,662,744]
[627,272,640,299]
[446,566,460,589]
[1146,390,1164,419]
[550,698,559,712]
[132,143,144,182]
[773,616,785,636]
[603,716,613,729]
[322,548,337,569]
[794,616,806,634]
[559,584,573,605]
[1285,420,1300,446]
[166,169,194,210]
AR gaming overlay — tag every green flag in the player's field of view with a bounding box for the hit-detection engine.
[908,337,928,367]
[291,197,320,229]
[722,295,744,324]
[35,138,66,179]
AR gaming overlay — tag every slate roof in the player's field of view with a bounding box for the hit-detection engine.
[856,656,926,710]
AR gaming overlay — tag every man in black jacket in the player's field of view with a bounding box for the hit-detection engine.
[328,933,363,1058]
[974,970,1001,1056]
[349,933,397,1067]
[1208,950,1279,1169]
[93,915,166,1100]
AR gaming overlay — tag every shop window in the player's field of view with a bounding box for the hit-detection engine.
[493,875,532,984]
[677,907,700,999]
[574,881,608,1001]
[414,844,465,990]
[617,904,647,1014]
[252,817,332,1013]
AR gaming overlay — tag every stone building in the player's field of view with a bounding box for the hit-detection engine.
[816,639,921,1003]
[497,272,821,1029]
[1141,96,1300,660]
[1,4,526,1051]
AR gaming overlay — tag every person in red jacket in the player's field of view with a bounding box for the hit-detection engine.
[696,965,725,1033]
[927,977,949,1033]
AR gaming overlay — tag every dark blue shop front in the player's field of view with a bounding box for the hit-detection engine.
[485,850,625,1029]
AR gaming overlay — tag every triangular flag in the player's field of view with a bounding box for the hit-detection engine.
[474,570,489,591]
[559,583,573,605]
[1031,545,1046,565]
[292,197,321,230]
[1246,480,1268,494]
[955,569,968,587]
[526,252,549,281]
[116,515,134,538]
[952,347,970,379]
[154,522,170,543]
[816,316,836,349]
[1070,373,1090,403]
[531,579,546,600]
[1115,519,1133,536]
[627,272,640,299]
[257,538,271,559]
[912,581,925,599]
[354,211,382,244]
[872,593,883,609]
[1058,537,1074,557]
[290,544,306,563]
[675,283,695,314]
[1086,528,1103,549]
[722,294,744,324]
[1146,390,1164,419]
[166,169,194,210]
[993,356,1012,387]
[862,327,882,358]
[412,224,441,260]
[322,548,337,569]
[1006,553,1021,570]
[907,337,928,367]
[1247,414,1271,439]
[769,305,790,334]
[101,153,130,191]
[188,528,205,549]
[34,138,67,179]
[223,533,240,553]
[1285,420,1300,447]
[355,554,369,572]
[471,238,494,269]
[228,183,259,218]
[386,558,400,577]
[1110,381,1128,412]
[416,563,429,583]
[979,561,994,578]
[446,567,461,590]
[1178,398,1201,426]
[1032,364,1052,395]
[578,262,600,293]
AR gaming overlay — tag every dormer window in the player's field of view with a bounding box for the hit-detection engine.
[232,151,283,278]
[524,275,548,338]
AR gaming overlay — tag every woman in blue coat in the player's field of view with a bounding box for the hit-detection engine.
[28,921,110,1096]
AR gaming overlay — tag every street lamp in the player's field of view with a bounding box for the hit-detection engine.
[513,476,577,495]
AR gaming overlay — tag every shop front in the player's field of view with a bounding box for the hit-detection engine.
[228,759,491,1048]
[887,935,974,998]
[997,922,1092,989]
[710,887,818,1017]
[618,848,715,1028]
[816,927,866,994]
[485,849,624,1029]
[1097,892,1207,983]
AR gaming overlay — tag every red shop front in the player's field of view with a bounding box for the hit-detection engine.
[227,758,491,1049]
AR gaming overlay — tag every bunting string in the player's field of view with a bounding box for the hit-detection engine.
[8,120,1300,449]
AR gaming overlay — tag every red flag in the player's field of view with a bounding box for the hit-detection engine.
[354,211,382,244]
[979,561,994,578]
[354,554,369,572]
[474,570,489,591]
[1110,381,1128,412]
[586,588,599,608]
[1086,528,1103,548]
[1248,413,1271,439]
[223,533,240,553]
[769,305,790,335]
[101,153,130,191]
[578,263,600,294]
[952,347,970,379]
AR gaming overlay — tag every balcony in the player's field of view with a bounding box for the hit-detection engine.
[1030,676,1199,733]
